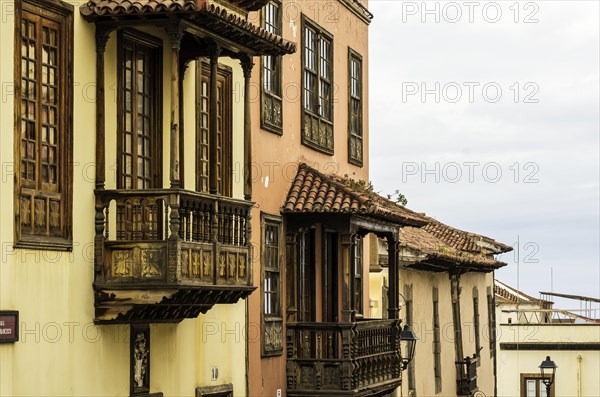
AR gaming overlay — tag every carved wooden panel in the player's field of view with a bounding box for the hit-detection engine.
[110,247,165,279]
[263,318,283,355]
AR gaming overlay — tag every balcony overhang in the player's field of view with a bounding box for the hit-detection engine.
[286,320,402,397]
[95,284,255,324]
[93,189,255,324]
[80,0,296,56]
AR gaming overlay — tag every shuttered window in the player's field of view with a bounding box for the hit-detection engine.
[15,0,73,249]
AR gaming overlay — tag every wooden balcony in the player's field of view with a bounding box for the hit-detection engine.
[93,188,255,323]
[286,319,402,397]
[456,355,479,396]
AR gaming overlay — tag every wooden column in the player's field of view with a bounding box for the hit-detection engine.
[241,55,254,201]
[209,47,221,195]
[94,28,110,283]
[95,28,110,190]
[168,29,183,189]
[341,233,356,322]
[387,237,400,319]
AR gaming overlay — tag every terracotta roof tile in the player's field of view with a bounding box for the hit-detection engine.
[283,163,427,226]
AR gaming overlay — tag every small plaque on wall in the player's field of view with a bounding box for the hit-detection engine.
[0,311,19,343]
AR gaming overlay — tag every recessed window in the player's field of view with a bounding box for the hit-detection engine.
[433,287,442,393]
[196,61,232,197]
[348,49,363,166]
[262,214,283,356]
[117,30,162,190]
[15,0,73,250]
[261,0,283,134]
[301,16,334,153]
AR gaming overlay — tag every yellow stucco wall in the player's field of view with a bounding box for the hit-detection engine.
[497,323,600,396]
[0,9,247,396]
[366,246,497,397]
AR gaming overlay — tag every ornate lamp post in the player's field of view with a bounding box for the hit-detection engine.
[399,323,418,370]
[539,356,557,396]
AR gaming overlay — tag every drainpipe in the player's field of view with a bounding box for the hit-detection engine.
[577,354,582,397]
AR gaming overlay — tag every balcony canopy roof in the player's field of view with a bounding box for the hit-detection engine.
[80,0,296,56]
[283,163,427,228]
[399,218,512,272]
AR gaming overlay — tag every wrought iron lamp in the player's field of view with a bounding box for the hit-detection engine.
[539,355,557,396]
[399,323,418,371]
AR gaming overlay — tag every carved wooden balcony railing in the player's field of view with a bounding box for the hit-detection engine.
[93,188,255,323]
[286,319,402,397]
[456,355,479,396]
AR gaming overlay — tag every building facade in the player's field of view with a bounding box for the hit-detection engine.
[0,0,294,395]
[0,0,518,395]
[495,281,600,397]
[368,219,512,397]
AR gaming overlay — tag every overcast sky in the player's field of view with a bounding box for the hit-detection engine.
[368,0,600,307]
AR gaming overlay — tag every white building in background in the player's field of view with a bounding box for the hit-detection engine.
[495,280,600,397]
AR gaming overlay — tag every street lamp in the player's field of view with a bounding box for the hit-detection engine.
[399,323,418,371]
[539,356,557,396]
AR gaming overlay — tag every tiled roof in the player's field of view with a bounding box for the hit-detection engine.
[399,215,511,269]
[494,279,548,304]
[80,2,296,55]
[283,163,427,227]
[422,219,513,255]
[400,225,507,269]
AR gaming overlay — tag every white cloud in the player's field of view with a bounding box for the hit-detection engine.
[369,0,600,298]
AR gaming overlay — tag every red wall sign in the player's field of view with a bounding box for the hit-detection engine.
[0,311,19,343]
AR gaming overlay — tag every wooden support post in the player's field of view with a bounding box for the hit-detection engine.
[168,29,183,189]
[209,47,221,195]
[241,55,254,201]
[387,237,399,319]
[95,28,110,190]
[94,28,110,282]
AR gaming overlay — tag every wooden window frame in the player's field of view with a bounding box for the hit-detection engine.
[347,48,363,167]
[260,0,283,134]
[195,61,233,196]
[487,287,497,359]
[520,373,555,397]
[404,284,416,394]
[297,228,316,322]
[473,287,481,366]
[301,15,334,154]
[353,236,364,316]
[433,287,442,394]
[261,213,283,356]
[116,29,163,190]
[14,0,74,251]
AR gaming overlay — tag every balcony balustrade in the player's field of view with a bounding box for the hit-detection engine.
[93,188,255,323]
[456,355,479,396]
[286,319,402,396]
